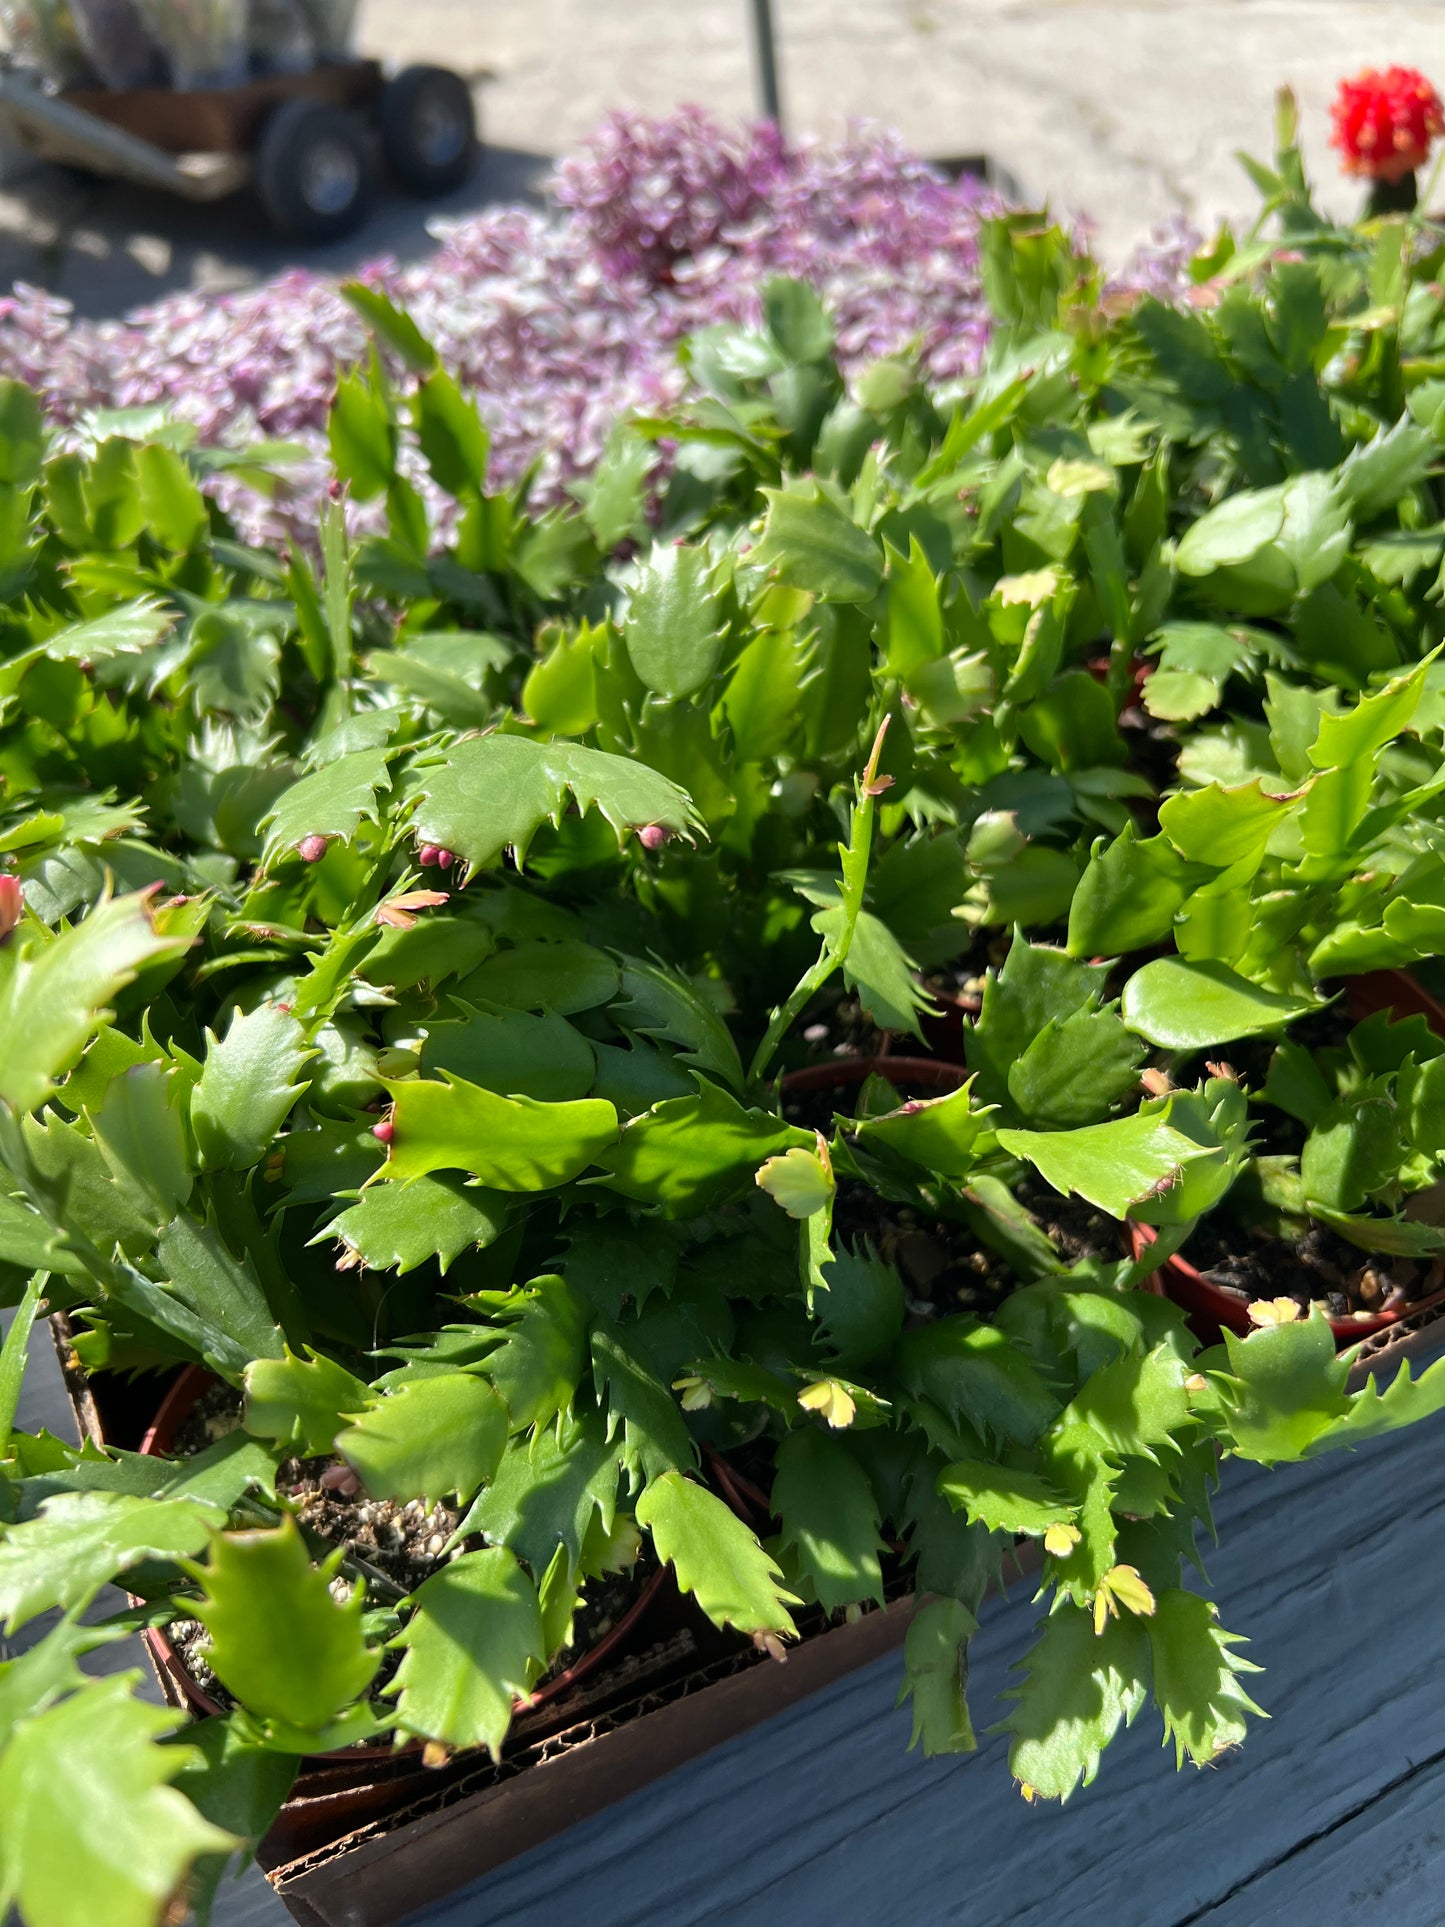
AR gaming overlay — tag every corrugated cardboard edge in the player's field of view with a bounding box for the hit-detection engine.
[270,1543,1044,1927]
[272,1603,910,1926]
[1346,1296,1445,1390]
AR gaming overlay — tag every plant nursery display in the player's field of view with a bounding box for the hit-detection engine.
[0,110,1183,548]
[6,88,1445,1927]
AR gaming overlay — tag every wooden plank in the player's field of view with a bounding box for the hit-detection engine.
[406,1421,1445,1927]
[1193,1753,1445,1925]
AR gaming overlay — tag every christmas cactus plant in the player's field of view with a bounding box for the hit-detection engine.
[6,89,1445,1927]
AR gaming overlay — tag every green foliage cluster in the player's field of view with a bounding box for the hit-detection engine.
[6,99,1445,1925]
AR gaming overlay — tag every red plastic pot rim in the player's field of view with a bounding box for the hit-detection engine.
[1127,967,1445,1347]
[138,1366,668,1763]
[1127,1219,1445,1346]
[778,1054,967,1095]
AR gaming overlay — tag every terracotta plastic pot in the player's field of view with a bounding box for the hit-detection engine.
[138,1364,669,1770]
[1345,966,1445,1032]
[1123,1219,1445,1347]
[1131,967,1445,1348]
[1086,650,1154,706]
[779,1053,967,1102]
[918,985,983,1065]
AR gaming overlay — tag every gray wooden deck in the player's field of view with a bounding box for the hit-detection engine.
[10,1314,1445,1927]
[408,1413,1445,1927]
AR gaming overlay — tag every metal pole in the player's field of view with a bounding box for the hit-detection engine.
[750,0,782,128]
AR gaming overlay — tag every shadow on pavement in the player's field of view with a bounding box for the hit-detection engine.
[0,139,551,319]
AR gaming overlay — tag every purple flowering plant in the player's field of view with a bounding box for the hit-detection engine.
[0,108,1201,551]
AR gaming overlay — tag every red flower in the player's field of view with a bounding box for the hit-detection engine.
[1331,67,1444,182]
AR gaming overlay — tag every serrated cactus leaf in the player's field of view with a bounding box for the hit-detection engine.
[192,1002,312,1172]
[1004,1601,1149,1801]
[636,1471,797,1636]
[1147,1589,1264,1768]
[407,735,700,871]
[623,541,727,699]
[388,1548,545,1759]
[595,1080,811,1216]
[337,1372,508,1508]
[260,747,392,870]
[243,1348,370,1459]
[325,1172,511,1275]
[0,1491,214,1631]
[772,1428,884,1613]
[937,1459,1077,1538]
[192,1516,378,1730]
[0,1676,235,1927]
[997,1112,1214,1220]
[0,892,191,1115]
[383,1075,618,1189]
[898,1595,977,1756]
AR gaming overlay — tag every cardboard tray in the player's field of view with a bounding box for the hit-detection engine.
[1346,1291,1445,1389]
[263,1585,930,1926]
[45,1317,990,1921]
[258,1297,1445,1923]
[48,1294,1445,1925]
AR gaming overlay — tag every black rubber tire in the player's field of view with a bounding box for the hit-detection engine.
[253,98,376,243]
[377,65,477,194]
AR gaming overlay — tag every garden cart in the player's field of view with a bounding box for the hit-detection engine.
[0,1,476,241]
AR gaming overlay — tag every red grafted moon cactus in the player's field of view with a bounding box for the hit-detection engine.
[1331,66,1444,182]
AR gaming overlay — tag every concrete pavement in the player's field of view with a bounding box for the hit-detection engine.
[1,1,1444,316]
[427,0,1445,252]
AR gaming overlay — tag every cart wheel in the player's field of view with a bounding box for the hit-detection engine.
[255,99,376,243]
[378,65,477,194]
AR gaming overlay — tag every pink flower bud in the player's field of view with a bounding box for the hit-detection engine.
[638,824,670,851]
[372,1117,395,1145]
[320,1463,362,1496]
[418,843,441,867]
[434,848,455,870]
[0,873,20,944]
[297,834,329,864]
